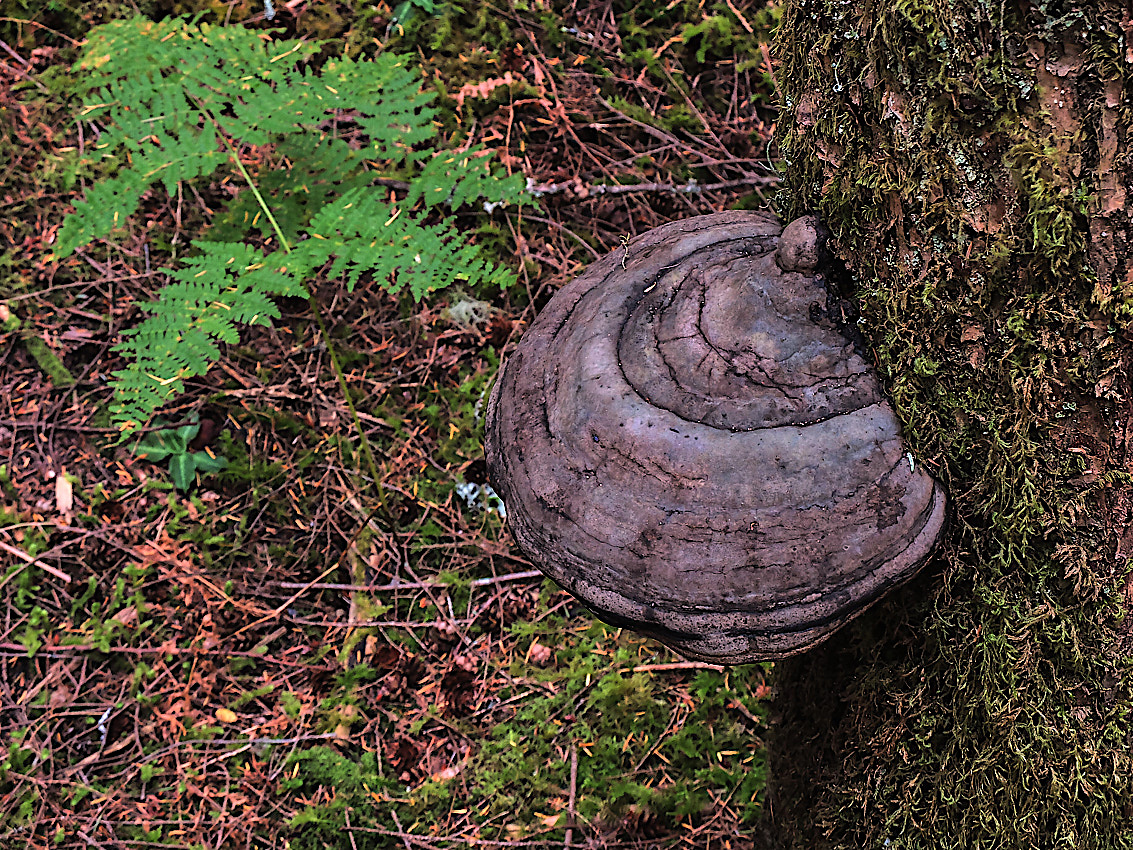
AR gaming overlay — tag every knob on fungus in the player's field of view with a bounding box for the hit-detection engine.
[484,212,947,663]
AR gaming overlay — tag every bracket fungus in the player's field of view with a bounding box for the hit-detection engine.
[484,212,947,663]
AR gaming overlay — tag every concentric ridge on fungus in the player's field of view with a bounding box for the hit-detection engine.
[485,212,947,663]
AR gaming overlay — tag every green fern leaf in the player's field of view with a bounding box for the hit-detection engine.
[55,171,147,257]
[294,189,516,300]
[209,135,371,243]
[57,14,529,431]
[56,19,320,258]
[344,56,439,162]
[109,242,302,430]
[406,145,529,211]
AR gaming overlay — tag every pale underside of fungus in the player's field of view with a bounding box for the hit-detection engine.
[484,212,947,663]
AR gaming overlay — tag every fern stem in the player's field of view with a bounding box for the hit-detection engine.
[211,124,293,255]
[201,100,384,498]
[310,304,385,500]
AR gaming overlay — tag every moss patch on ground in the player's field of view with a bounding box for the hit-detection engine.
[0,0,782,846]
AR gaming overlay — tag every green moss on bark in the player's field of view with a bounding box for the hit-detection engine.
[768,1,1133,848]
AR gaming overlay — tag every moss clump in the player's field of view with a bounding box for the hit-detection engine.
[22,334,76,388]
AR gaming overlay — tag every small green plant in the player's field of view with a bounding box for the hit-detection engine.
[132,417,228,491]
[55,16,527,432]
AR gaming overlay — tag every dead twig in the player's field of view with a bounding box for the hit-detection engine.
[631,661,726,673]
[273,569,543,592]
[760,42,781,101]
[0,538,71,583]
[522,214,602,260]
[528,176,773,201]
[564,743,579,849]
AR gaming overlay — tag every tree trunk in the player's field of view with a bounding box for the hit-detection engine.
[767,2,1133,848]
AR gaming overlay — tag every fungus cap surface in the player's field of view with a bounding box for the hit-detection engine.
[485,212,947,663]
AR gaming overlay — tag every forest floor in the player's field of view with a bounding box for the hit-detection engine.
[0,1,783,847]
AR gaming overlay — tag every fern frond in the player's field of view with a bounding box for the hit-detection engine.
[56,171,148,257]
[60,16,527,259]
[294,189,516,300]
[57,20,323,258]
[406,145,529,211]
[57,15,530,431]
[208,135,370,244]
[343,56,439,162]
[109,242,303,430]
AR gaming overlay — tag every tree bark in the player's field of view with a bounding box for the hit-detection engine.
[768,2,1133,848]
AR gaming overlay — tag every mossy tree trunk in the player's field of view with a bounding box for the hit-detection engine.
[768,2,1133,848]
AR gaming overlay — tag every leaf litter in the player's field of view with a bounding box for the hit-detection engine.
[0,0,782,846]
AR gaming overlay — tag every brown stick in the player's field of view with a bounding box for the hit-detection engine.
[564,743,579,849]
[0,538,71,582]
[273,569,543,593]
[632,661,726,673]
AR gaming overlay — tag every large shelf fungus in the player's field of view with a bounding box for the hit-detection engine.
[484,212,947,663]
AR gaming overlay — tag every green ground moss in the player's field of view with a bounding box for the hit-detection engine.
[770,2,1133,848]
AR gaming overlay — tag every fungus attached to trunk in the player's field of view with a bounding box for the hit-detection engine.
[484,212,947,663]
